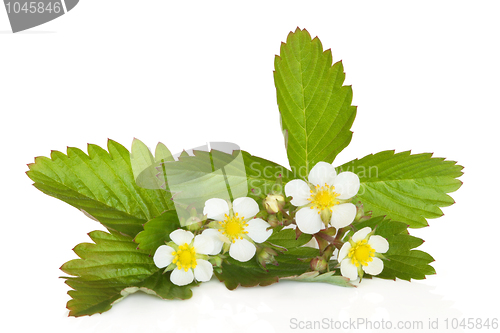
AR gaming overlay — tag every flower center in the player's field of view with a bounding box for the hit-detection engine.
[172,243,197,271]
[219,213,248,243]
[348,239,375,267]
[308,184,341,212]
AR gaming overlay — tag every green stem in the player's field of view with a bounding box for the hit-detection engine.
[316,231,335,243]
[333,227,348,250]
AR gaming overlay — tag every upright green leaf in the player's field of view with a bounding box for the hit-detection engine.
[344,216,436,281]
[154,142,175,163]
[274,28,357,175]
[131,139,175,190]
[338,150,463,228]
[61,230,193,317]
[27,140,175,237]
[130,138,156,181]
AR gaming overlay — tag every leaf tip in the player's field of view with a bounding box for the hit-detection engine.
[32,155,43,163]
[49,150,64,159]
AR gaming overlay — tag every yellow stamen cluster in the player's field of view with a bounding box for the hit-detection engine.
[308,184,341,214]
[218,213,249,243]
[172,243,197,271]
[348,239,375,267]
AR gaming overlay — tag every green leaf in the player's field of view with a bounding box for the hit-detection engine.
[27,140,175,237]
[131,139,174,190]
[242,151,294,199]
[155,142,175,163]
[61,230,193,317]
[134,210,181,252]
[380,250,436,281]
[149,147,294,204]
[266,227,312,249]
[215,228,319,290]
[281,271,355,288]
[131,138,156,181]
[274,28,356,175]
[63,278,127,317]
[27,138,295,236]
[344,216,436,281]
[338,150,463,228]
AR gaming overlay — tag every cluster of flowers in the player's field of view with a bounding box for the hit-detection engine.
[154,161,389,286]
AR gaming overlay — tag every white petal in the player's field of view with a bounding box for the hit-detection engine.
[295,207,324,234]
[201,229,224,255]
[284,179,311,206]
[193,259,213,282]
[368,235,389,254]
[233,197,259,219]
[363,257,384,276]
[333,171,360,199]
[308,162,337,187]
[169,229,194,246]
[330,203,357,228]
[203,198,229,221]
[229,238,256,262]
[170,268,194,286]
[153,245,175,268]
[337,242,352,262]
[340,259,358,280]
[352,227,372,242]
[193,234,215,255]
[246,218,272,243]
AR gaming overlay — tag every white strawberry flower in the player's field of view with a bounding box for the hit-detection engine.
[153,229,215,286]
[203,197,272,262]
[285,161,360,234]
[338,227,389,281]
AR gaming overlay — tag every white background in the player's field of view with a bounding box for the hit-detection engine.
[1,1,499,332]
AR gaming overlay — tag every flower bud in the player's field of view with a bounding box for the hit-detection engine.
[179,206,205,231]
[184,216,203,231]
[257,247,278,269]
[310,256,328,272]
[210,255,223,267]
[354,201,371,222]
[264,194,285,214]
[267,214,280,228]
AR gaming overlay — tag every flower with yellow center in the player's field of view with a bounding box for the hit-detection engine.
[172,243,197,271]
[285,161,360,234]
[338,227,389,281]
[203,197,273,262]
[219,213,249,243]
[153,229,215,286]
